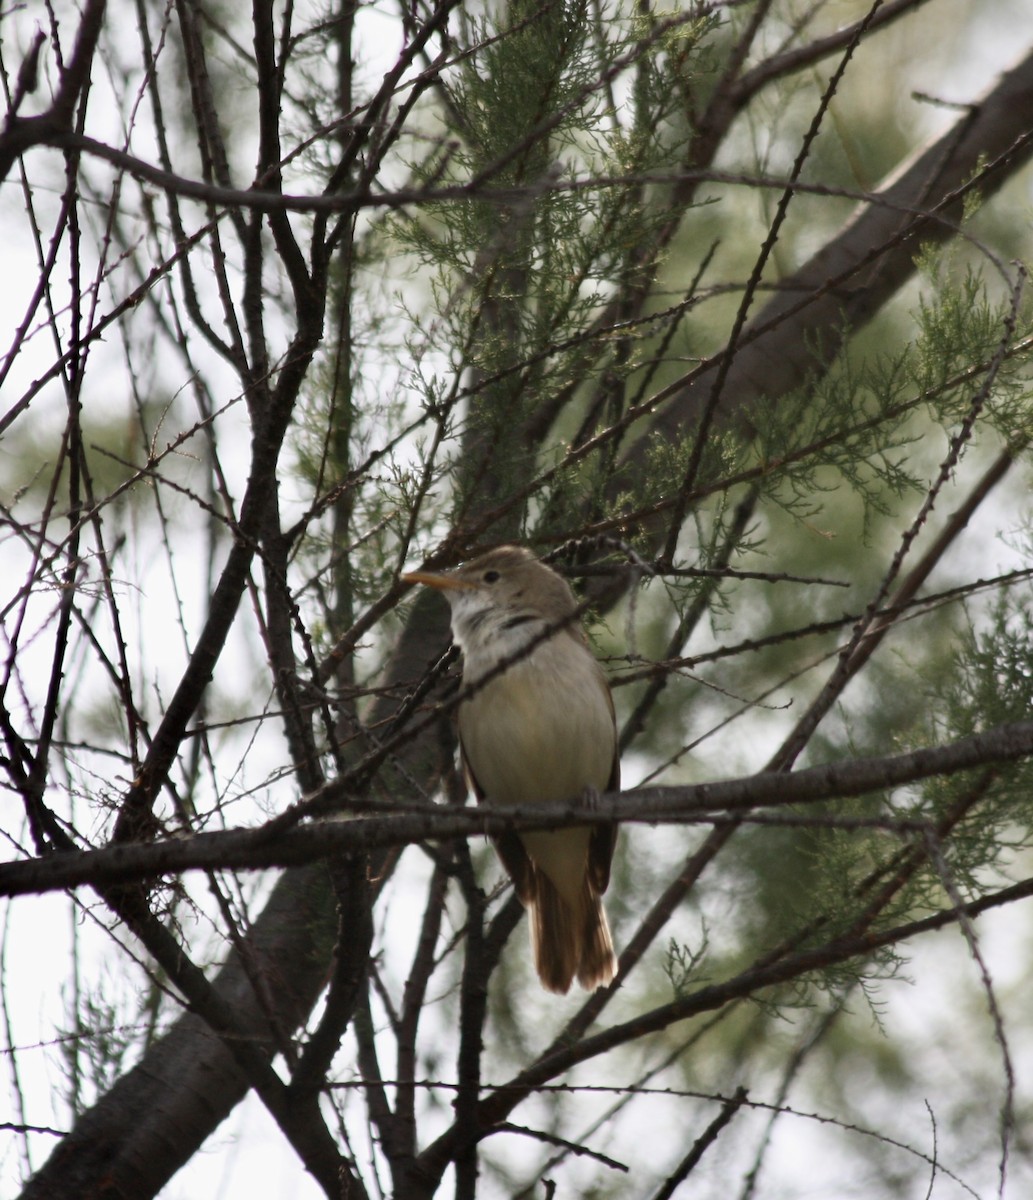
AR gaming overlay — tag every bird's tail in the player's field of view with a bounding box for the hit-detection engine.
[530,872,617,995]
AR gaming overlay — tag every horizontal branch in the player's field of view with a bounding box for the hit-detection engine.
[6,123,996,218]
[4,718,1033,897]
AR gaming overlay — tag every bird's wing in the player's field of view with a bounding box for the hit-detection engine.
[587,739,619,895]
[461,740,536,905]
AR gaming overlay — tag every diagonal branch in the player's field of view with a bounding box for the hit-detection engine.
[632,46,1033,468]
[415,872,1033,1187]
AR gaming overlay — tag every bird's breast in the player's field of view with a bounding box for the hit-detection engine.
[458,634,614,807]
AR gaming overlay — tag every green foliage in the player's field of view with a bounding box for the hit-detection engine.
[664,926,710,999]
[916,592,1033,879]
[381,4,718,528]
[913,254,1033,434]
[58,987,137,1115]
[10,2,1033,1198]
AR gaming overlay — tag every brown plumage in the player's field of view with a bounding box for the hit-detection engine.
[403,546,619,993]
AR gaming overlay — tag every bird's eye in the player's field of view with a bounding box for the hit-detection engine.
[482,570,500,583]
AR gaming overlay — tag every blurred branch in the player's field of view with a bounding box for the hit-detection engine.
[650,1085,748,1200]
[416,871,1033,1184]
[5,716,1033,896]
[769,268,1027,772]
[633,45,1033,463]
[0,0,106,183]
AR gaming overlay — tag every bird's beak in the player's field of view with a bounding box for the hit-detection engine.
[401,569,472,591]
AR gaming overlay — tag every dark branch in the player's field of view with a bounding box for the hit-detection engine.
[4,717,1033,896]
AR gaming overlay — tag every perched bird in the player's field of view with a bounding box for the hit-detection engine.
[403,545,619,993]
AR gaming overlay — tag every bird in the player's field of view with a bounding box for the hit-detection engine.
[403,545,619,993]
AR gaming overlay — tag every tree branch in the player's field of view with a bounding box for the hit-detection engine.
[5,717,1033,897]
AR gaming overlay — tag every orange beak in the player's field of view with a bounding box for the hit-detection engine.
[401,569,473,591]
